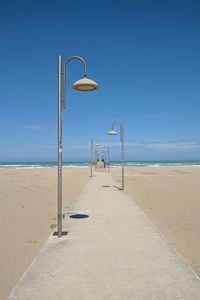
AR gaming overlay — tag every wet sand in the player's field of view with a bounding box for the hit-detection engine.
[112,166,200,277]
[0,168,89,300]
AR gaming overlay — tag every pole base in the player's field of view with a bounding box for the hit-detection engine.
[52,231,68,236]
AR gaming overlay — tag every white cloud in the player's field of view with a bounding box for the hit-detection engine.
[124,139,200,151]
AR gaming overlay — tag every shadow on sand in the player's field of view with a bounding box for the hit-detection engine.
[113,185,123,190]
[69,214,89,219]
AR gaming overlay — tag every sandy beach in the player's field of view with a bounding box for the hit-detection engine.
[1,166,200,299]
[112,166,200,277]
[0,168,89,300]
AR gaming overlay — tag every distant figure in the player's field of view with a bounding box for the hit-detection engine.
[102,159,106,168]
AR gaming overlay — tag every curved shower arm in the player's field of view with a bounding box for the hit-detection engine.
[112,121,124,143]
[63,56,87,109]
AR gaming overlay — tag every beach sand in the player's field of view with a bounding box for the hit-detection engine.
[0,168,89,300]
[112,166,200,277]
[2,166,200,299]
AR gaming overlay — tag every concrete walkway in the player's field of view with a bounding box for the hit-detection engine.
[8,171,200,299]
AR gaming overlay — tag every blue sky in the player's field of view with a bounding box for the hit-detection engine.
[0,0,200,161]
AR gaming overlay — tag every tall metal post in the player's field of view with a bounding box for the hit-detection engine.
[121,122,124,190]
[109,121,125,190]
[107,145,110,172]
[56,55,98,238]
[90,139,93,177]
[58,55,62,237]
[104,149,107,168]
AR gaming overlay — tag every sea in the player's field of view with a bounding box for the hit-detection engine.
[0,160,200,169]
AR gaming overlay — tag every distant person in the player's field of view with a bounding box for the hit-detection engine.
[102,158,106,168]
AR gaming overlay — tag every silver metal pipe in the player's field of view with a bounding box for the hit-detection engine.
[111,121,118,130]
[57,55,88,238]
[104,150,107,168]
[111,121,125,190]
[58,55,62,237]
[90,139,93,177]
[63,56,87,109]
[95,150,97,167]
[121,122,125,190]
[108,146,110,172]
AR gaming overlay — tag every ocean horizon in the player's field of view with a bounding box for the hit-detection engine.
[0,160,200,169]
